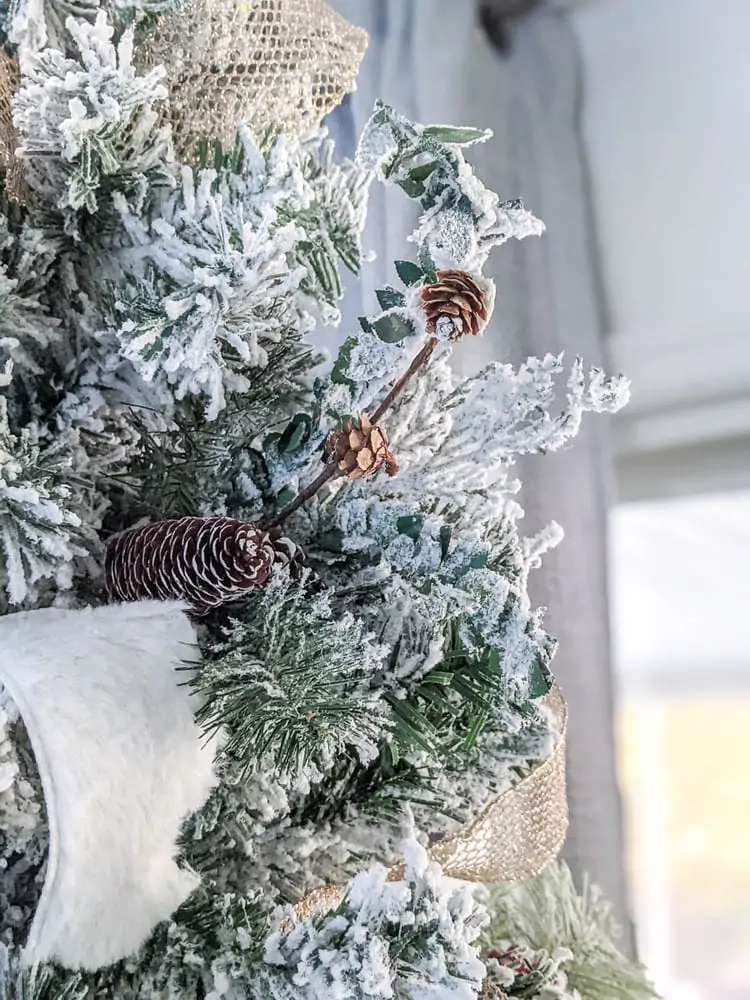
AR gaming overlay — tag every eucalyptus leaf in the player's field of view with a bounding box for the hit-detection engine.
[422,124,492,147]
[400,159,440,199]
[418,245,438,283]
[395,259,424,287]
[331,336,357,386]
[275,485,295,508]
[397,514,425,540]
[372,312,415,344]
[527,657,553,700]
[410,160,440,185]
[375,286,406,311]
[278,414,312,456]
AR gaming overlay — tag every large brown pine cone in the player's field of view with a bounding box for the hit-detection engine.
[420,269,489,340]
[324,414,399,481]
[105,516,303,615]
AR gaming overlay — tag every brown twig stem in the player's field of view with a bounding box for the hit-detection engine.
[370,336,438,424]
[266,461,339,529]
[269,337,439,528]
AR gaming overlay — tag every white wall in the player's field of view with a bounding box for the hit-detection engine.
[571,0,750,500]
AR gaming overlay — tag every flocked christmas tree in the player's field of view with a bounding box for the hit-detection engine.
[0,1,658,998]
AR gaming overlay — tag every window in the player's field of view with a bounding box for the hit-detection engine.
[611,493,750,1000]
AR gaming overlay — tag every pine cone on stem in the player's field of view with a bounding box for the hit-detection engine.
[105,516,303,615]
[324,414,399,481]
[269,269,490,528]
[420,269,489,340]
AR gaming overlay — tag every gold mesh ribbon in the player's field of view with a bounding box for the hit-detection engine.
[137,0,369,159]
[0,0,367,194]
[0,50,26,203]
[293,688,568,922]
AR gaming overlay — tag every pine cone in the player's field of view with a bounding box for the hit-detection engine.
[266,526,306,581]
[324,414,399,481]
[105,516,301,615]
[420,269,489,340]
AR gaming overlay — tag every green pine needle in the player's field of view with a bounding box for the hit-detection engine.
[189,578,389,778]
[485,863,661,1000]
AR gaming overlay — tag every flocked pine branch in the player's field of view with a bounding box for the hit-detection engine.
[0,67,644,1000]
[13,13,171,220]
[485,862,660,1000]
[0,215,60,408]
[0,948,87,1000]
[264,837,486,1000]
[191,576,390,779]
[111,126,368,419]
[0,0,181,53]
[0,396,92,604]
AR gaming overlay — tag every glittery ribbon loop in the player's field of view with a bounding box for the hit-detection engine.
[292,688,569,923]
[137,0,369,159]
[0,50,26,202]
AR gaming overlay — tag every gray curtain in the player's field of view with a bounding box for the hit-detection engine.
[326,0,635,956]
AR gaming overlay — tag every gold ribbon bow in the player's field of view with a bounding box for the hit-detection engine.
[137,0,368,159]
[293,687,569,922]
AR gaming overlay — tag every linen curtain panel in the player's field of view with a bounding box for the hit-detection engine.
[325,0,635,956]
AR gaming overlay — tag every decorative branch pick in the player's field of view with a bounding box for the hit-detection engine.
[267,267,490,528]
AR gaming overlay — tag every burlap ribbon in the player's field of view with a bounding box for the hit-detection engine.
[0,0,368,197]
[292,687,568,922]
[137,0,368,159]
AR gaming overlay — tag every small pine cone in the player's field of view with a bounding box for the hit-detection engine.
[105,516,300,614]
[266,526,306,581]
[420,269,489,340]
[324,414,399,481]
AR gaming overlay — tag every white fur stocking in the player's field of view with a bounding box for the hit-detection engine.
[0,601,217,970]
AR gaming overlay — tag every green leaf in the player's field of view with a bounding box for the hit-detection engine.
[422,124,492,147]
[331,336,357,386]
[399,159,440,199]
[375,286,406,311]
[527,656,553,700]
[275,485,295,508]
[397,514,425,540]
[277,413,312,456]
[469,550,488,569]
[358,316,374,333]
[418,245,438,284]
[423,670,453,687]
[410,160,440,185]
[463,709,489,751]
[439,524,452,561]
[372,312,415,344]
[395,260,424,287]
[213,140,225,173]
[317,529,345,552]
